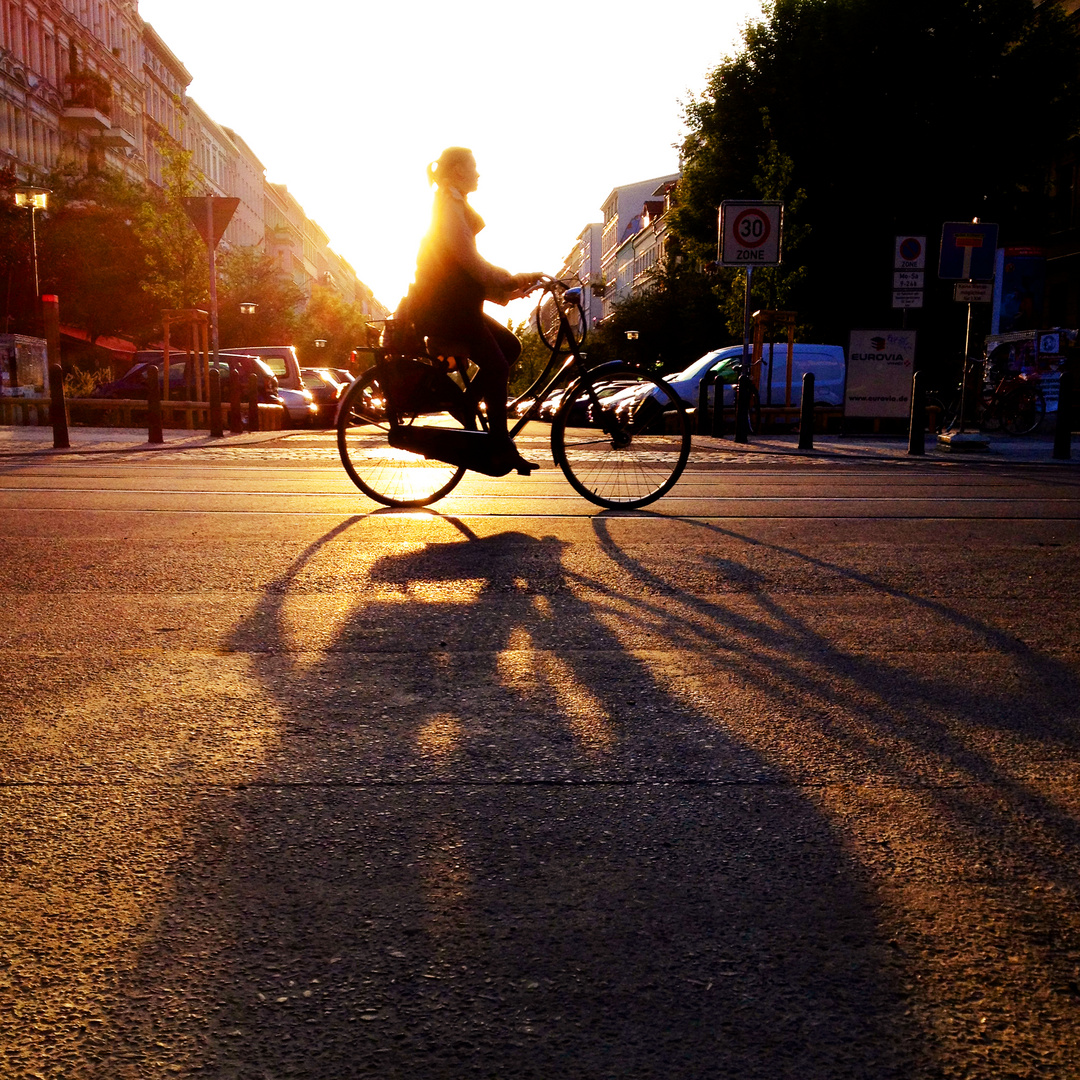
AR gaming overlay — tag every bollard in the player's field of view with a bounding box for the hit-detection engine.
[229,367,243,434]
[147,365,163,444]
[247,373,259,432]
[49,364,69,449]
[908,370,925,456]
[710,375,725,438]
[697,373,712,436]
[798,371,815,450]
[209,368,224,438]
[734,374,752,444]
[1053,362,1072,461]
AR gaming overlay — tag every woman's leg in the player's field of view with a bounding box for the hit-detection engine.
[469,316,517,438]
[469,316,536,471]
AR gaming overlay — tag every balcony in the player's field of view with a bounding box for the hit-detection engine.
[61,71,112,132]
[98,105,137,149]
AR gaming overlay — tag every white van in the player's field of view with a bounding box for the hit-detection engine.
[221,346,303,390]
[663,344,847,409]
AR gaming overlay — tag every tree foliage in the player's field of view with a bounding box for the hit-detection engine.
[293,285,373,368]
[509,320,552,394]
[37,166,162,345]
[673,0,1080,346]
[133,140,208,314]
[0,167,35,333]
[589,258,731,374]
[217,246,305,348]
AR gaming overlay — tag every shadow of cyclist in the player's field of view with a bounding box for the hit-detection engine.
[100,512,984,1078]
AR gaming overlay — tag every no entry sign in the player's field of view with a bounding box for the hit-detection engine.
[720,201,783,266]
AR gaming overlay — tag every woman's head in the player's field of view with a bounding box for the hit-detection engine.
[427,147,479,193]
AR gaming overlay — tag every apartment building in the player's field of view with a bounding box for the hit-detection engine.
[598,172,679,320]
[1,0,381,310]
[556,222,603,327]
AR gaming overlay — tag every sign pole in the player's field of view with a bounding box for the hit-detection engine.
[742,266,754,376]
[206,197,220,377]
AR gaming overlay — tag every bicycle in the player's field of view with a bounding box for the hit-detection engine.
[928,356,1046,436]
[336,275,691,509]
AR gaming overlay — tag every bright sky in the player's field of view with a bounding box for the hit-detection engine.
[137,0,762,321]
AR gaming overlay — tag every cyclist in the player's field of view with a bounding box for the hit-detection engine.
[405,146,542,472]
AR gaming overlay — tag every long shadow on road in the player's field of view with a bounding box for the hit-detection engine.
[96,508,1080,1078]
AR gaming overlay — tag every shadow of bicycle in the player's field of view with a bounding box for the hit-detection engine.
[99,505,1080,1077]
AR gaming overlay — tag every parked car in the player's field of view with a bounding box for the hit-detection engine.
[300,367,349,426]
[221,345,317,426]
[94,353,285,418]
[559,377,643,426]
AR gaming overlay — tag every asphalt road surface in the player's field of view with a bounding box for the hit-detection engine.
[2,437,1079,1079]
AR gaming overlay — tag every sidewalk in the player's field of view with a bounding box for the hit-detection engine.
[0,422,1076,465]
[689,430,1080,466]
[0,425,287,457]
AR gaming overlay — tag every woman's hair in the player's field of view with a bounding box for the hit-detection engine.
[427,147,473,188]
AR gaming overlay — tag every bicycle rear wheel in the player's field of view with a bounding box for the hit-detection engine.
[551,365,690,508]
[337,364,470,507]
[1000,384,1046,435]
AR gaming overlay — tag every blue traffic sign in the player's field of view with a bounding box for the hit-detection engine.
[939,222,998,280]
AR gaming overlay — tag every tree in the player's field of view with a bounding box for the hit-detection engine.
[134,140,208,314]
[216,246,304,347]
[37,166,163,346]
[0,167,35,334]
[509,319,551,394]
[589,257,731,374]
[293,285,372,367]
[674,0,1080,353]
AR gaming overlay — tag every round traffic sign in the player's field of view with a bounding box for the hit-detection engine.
[732,207,771,249]
[899,237,922,262]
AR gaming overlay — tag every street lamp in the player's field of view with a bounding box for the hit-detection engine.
[314,339,327,349]
[239,301,258,316]
[12,186,50,301]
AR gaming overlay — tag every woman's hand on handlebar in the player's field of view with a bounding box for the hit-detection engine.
[509,272,545,299]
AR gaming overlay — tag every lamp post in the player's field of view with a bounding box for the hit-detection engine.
[12,186,50,309]
[240,302,258,316]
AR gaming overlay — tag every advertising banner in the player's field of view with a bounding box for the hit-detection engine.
[845,330,917,419]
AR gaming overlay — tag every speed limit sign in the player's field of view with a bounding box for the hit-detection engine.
[719,200,783,266]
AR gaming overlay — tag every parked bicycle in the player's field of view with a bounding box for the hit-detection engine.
[336,275,691,509]
[928,355,1046,436]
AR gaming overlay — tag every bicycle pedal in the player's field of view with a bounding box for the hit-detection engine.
[515,462,536,476]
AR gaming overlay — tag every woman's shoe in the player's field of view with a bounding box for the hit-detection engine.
[491,437,538,476]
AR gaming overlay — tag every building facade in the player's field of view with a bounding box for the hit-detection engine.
[556,222,603,328]
[597,173,679,320]
[1,0,382,314]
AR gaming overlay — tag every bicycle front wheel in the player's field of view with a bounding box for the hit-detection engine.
[1000,384,1046,435]
[337,366,468,507]
[551,366,690,508]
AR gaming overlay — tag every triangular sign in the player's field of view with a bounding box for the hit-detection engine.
[182,196,241,249]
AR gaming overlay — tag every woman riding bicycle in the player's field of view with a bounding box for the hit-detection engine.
[406,146,542,472]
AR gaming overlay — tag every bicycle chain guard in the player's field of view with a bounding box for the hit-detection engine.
[388,426,516,478]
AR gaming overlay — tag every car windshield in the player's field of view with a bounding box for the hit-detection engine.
[670,350,729,382]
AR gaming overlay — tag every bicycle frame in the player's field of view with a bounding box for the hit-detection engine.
[506,280,623,439]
